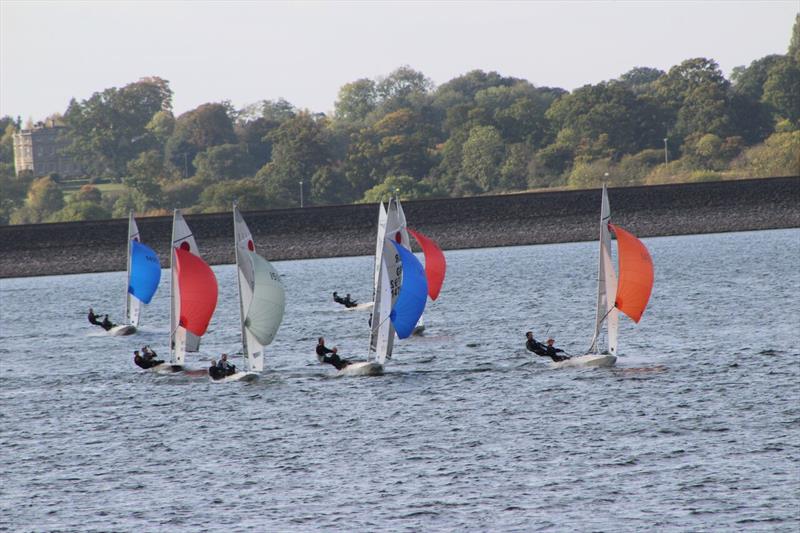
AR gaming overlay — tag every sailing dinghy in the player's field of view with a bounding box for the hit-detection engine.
[210,206,285,383]
[554,185,653,368]
[151,210,218,373]
[341,198,428,376]
[109,212,161,336]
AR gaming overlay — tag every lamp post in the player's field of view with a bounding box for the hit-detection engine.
[299,180,304,208]
[663,138,669,165]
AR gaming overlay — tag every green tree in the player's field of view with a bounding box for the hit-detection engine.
[62,77,172,179]
[165,103,237,177]
[360,175,436,203]
[460,125,504,192]
[335,79,377,123]
[197,178,266,212]
[13,176,64,223]
[193,143,252,183]
[258,112,330,207]
[124,150,165,208]
[762,58,800,124]
[789,13,800,63]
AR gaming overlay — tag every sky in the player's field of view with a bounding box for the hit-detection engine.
[1,1,797,121]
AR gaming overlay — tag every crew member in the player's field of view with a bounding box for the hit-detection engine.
[544,338,569,362]
[87,308,103,326]
[100,315,115,331]
[217,354,236,376]
[316,337,351,370]
[525,331,547,356]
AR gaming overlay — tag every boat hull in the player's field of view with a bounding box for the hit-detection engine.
[150,363,184,373]
[109,325,137,336]
[337,361,383,376]
[210,371,259,383]
[551,354,617,369]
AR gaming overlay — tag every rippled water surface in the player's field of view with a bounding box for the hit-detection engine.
[1,229,799,532]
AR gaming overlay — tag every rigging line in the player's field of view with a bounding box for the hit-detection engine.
[587,305,616,354]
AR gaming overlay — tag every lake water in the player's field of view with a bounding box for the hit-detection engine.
[1,229,798,532]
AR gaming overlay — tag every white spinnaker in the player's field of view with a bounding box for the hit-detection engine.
[234,206,285,372]
[126,211,142,327]
[170,209,201,366]
[589,185,619,355]
[374,244,393,364]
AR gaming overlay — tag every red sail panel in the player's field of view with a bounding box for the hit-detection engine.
[408,228,446,300]
[175,247,218,336]
[609,224,653,323]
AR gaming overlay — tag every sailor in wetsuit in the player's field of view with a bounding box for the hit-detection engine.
[217,354,236,376]
[526,332,570,362]
[100,315,115,331]
[333,292,358,308]
[87,308,103,326]
[133,348,164,369]
[316,337,351,370]
[544,338,569,362]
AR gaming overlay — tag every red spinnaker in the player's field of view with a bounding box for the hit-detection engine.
[408,228,446,300]
[609,224,653,323]
[175,247,218,336]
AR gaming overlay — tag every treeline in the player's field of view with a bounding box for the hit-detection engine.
[1,15,798,225]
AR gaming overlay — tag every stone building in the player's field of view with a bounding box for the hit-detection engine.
[12,122,82,178]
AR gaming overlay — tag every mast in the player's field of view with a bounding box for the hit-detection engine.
[169,210,180,365]
[125,211,140,326]
[234,205,250,370]
[588,185,619,354]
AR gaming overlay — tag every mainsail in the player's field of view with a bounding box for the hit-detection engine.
[368,198,405,357]
[589,185,619,355]
[234,206,285,372]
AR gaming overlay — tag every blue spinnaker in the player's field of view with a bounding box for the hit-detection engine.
[389,241,428,339]
[129,240,161,304]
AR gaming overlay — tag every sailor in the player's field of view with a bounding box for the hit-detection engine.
[343,293,357,308]
[316,337,351,370]
[209,358,223,379]
[525,331,548,357]
[217,353,236,376]
[87,308,103,326]
[142,346,157,360]
[333,292,344,305]
[544,338,569,362]
[134,349,164,369]
[100,315,115,331]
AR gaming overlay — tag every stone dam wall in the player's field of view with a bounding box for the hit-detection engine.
[1,176,798,279]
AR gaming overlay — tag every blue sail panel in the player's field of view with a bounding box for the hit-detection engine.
[389,241,428,339]
[129,240,161,304]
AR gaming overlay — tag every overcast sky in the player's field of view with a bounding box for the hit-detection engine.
[1,1,797,121]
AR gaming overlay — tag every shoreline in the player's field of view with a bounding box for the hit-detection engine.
[1,177,797,279]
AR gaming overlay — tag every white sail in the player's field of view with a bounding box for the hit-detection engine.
[126,211,142,327]
[589,185,619,355]
[374,246,393,364]
[368,197,404,358]
[169,209,201,366]
[372,202,387,295]
[234,206,285,372]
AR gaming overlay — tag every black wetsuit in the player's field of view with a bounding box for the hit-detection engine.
[216,361,236,377]
[526,338,548,356]
[88,311,102,326]
[316,345,351,370]
[333,293,357,308]
[544,345,569,362]
[134,354,164,369]
[100,316,115,331]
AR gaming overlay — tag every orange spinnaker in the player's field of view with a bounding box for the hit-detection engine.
[609,224,653,323]
[408,228,446,300]
[175,247,218,336]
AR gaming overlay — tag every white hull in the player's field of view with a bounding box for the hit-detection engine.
[551,354,617,369]
[337,361,384,376]
[344,302,373,311]
[150,363,183,373]
[109,325,137,336]
[210,371,259,383]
